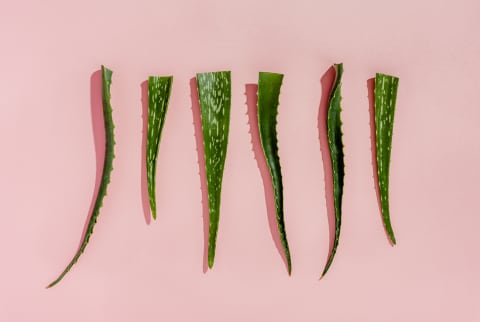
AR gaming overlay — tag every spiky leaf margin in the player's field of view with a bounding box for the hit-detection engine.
[322,63,344,277]
[374,73,399,245]
[147,76,173,220]
[48,65,115,288]
[196,71,231,269]
[257,71,292,275]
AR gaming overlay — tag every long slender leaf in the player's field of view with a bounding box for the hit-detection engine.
[196,71,231,269]
[322,63,344,277]
[374,73,399,245]
[257,72,292,275]
[48,66,115,288]
[147,76,173,220]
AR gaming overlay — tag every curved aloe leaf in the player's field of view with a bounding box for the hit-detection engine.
[47,65,115,288]
[374,73,399,245]
[257,72,292,275]
[196,71,231,269]
[322,63,344,277]
[147,76,173,220]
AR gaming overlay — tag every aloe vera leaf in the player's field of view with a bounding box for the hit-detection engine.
[374,73,399,245]
[196,71,231,269]
[321,63,344,277]
[257,72,292,275]
[47,65,115,288]
[147,76,173,220]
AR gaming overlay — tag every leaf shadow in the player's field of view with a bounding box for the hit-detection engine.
[140,80,152,225]
[190,77,210,273]
[245,83,289,273]
[75,70,105,251]
[317,66,336,276]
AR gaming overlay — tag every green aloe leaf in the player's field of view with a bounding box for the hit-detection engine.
[257,72,292,275]
[47,65,115,288]
[196,71,231,269]
[147,76,173,220]
[374,73,399,245]
[322,63,344,277]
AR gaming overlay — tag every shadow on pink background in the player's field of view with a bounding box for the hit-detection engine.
[140,80,152,225]
[367,78,394,246]
[245,84,289,274]
[75,70,106,251]
[53,70,108,276]
[189,77,210,273]
[316,66,337,274]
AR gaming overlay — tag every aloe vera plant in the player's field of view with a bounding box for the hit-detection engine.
[322,63,344,277]
[374,73,399,245]
[147,76,173,220]
[196,71,231,269]
[257,72,292,275]
[48,65,115,288]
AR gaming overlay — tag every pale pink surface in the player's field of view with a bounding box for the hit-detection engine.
[1,0,480,321]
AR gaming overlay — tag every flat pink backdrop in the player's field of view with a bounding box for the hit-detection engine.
[1,0,479,321]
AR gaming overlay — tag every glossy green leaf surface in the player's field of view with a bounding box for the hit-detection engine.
[196,71,231,269]
[257,72,292,275]
[48,65,115,288]
[147,76,173,220]
[374,73,399,245]
[322,63,344,277]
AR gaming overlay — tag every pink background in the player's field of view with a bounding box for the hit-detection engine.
[1,0,479,321]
